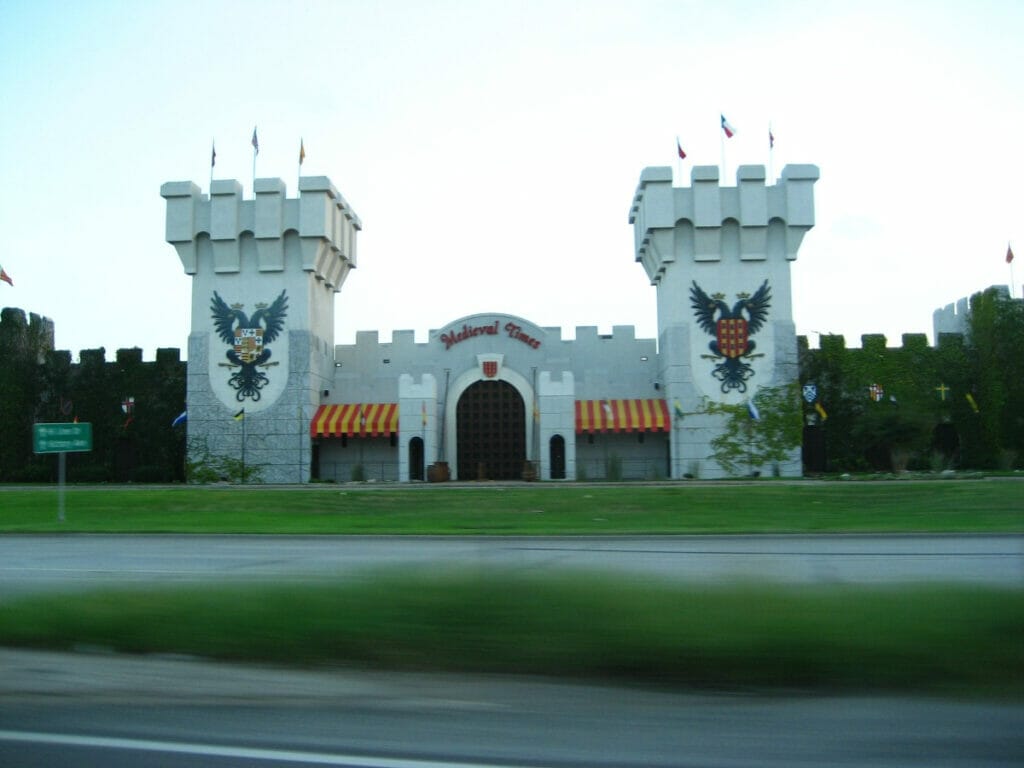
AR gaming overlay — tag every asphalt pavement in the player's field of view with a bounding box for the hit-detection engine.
[1,649,1022,767]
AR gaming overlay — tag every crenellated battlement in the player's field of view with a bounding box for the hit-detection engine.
[797,332,958,352]
[160,176,361,291]
[338,322,649,352]
[629,164,819,283]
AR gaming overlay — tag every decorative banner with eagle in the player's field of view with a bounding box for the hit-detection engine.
[209,290,289,407]
[690,279,772,394]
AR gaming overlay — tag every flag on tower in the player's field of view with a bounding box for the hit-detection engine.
[251,127,259,155]
[1007,244,1015,264]
[299,138,306,166]
[721,114,736,138]
[769,129,774,149]
[676,137,687,160]
[211,142,216,167]
[0,264,12,286]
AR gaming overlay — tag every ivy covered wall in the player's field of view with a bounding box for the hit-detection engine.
[0,308,186,482]
[799,287,1024,472]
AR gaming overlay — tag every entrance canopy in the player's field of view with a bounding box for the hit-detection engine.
[575,399,670,434]
[311,403,398,438]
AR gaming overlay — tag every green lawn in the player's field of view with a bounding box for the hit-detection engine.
[0,480,1021,534]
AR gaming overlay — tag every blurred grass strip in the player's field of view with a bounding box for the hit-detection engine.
[0,571,1020,695]
[1,481,1022,534]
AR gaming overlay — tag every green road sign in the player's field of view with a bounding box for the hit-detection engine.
[33,422,93,454]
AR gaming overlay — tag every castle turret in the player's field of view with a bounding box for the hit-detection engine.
[630,164,818,478]
[161,176,360,483]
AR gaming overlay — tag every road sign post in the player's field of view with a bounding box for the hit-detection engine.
[33,423,93,522]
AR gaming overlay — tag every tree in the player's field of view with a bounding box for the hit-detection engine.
[700,382,803,476]
[966,287,1024,468]
[0,309,51,481]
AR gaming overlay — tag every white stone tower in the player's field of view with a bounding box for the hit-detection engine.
[629,164,818,478]
[161,176,360,482]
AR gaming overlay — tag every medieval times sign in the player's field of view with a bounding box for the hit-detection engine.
[208,290,289,411]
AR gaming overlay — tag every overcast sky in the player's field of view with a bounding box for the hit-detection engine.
[1,0,1021,359]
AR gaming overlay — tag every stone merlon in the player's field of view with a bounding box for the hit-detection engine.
[629,164,819,283]
[160,176,361,290]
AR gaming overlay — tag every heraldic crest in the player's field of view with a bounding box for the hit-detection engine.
[690,279,771,393]
[211,290,289,401]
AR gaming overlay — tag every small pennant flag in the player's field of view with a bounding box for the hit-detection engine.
[299,138,306,166]
[233,408,245,421]
[0,264,12,286]
[721,114,736,138]
[676,137,686,160]
[1007,244,1015,264]
[673,399,685,420]
[172,410,187,427]
[814,401,828,421]
[965,393,979,413]
[251,127,259,155]
[747,400,760,421]
[211,142,216,168]
[769,129,775,149]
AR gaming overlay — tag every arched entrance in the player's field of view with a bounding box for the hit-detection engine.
[456,379,525,480]
[549,434,566,479]
[408,436,424,480]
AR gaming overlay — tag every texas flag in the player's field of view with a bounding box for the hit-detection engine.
[0,264,12,286]
[721,114,736,138]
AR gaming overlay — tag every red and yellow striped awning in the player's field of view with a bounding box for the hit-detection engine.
[311,403,398,438]
[575,399,670,434]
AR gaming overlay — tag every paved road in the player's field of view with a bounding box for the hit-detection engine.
[1,650,1022,767]
[0,534,1021,598]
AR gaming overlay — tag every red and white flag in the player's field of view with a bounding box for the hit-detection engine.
[721,114,736,138]
[0,264,12,286]
[676,137,687,160]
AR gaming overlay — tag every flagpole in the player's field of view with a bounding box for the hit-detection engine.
[241,412,246,484]
[251,126,258,198]
[720,119,726,182]
[1010,246,1017,299]
[210,139,215,191]
[767,121,774,183]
